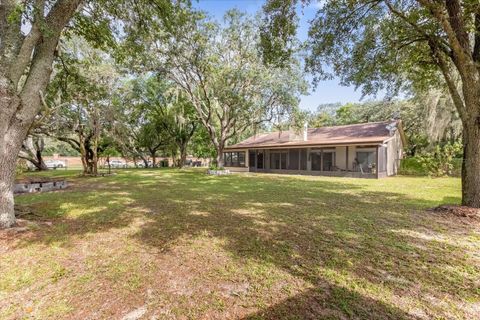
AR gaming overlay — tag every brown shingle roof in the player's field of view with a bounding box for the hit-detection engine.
[225,121,396,150]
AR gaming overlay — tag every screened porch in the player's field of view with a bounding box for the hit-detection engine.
[243,145,388,178]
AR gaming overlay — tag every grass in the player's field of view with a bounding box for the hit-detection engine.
[1,169,479,319]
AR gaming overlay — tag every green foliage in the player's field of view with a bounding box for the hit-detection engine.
[43,142,81,157]
[6,3,23,24]
[123,8,307,159]
[260,0,299,66]
[399,157,427,176]
[417,143,463,177]
[111,76,171,162]
[16,159,28,175]
[208,164,226,171]
[302,0,446,95]
[190,127,216,159]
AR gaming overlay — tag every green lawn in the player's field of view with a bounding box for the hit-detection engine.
[1,169,479,319]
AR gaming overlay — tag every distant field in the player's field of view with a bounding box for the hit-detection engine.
[2,169,478,319]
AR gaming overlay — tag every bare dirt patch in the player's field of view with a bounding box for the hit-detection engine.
[430,204,480,219]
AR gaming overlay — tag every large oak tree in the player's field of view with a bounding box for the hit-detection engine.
[0,0,188,228]
[0,0,83,228]
[162,10,307,167]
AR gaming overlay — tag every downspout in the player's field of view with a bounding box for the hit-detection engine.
[346,146,349,171]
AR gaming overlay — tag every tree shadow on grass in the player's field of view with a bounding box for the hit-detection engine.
[241,285,421,320]
[9,170,478,318]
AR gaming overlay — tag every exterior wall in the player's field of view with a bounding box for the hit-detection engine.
[227,167,250,172]
[386,131,403,176]
[335,146,347,170]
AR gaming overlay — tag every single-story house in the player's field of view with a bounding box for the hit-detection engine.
[223,121,406,178]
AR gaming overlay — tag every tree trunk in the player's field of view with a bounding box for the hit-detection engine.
[151,153,156,167]
[179,145,187,168]
[0,0,83,228]
[462,123,480,207]
[91,135,98,175]
[106,155,111,174]
[0,140,20,228]
[35,149,48,171]
[92,148,98,175]
[216,149,224,168]
[0,83,31,227]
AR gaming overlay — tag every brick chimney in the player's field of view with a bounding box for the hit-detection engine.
[303,122,308,141]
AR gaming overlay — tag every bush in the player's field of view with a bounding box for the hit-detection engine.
[417,142,463,177]
[399,157,428,176]
[208,164,226,171]
[400,143,463,177]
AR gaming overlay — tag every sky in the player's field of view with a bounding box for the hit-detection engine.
[192,0,371,112]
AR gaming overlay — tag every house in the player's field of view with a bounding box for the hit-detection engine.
[223,121,406,178]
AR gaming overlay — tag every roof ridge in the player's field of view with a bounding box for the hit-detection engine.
[251,121,391,136]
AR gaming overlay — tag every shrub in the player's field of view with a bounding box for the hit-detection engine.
[417,142,463,177]
[399,157,428,176]
[209,164,225,171]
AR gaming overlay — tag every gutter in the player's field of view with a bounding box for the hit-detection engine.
[224,140,387,151]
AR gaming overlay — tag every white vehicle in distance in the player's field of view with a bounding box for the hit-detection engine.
[137,160,154,168]
[45,159,66,169]
[105,159,128,168]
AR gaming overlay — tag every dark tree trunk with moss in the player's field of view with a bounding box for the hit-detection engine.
[462,115,480,207]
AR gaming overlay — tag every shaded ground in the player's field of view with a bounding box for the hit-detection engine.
[0,169,479,319]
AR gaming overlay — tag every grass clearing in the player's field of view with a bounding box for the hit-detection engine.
[1,169,479,319]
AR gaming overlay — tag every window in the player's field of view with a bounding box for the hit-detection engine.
[223,152,246,167]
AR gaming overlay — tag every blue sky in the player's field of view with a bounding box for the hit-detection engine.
[193,0,371,112]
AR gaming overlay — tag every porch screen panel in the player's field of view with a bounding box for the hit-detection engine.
[249,151,256,168]
[223,152,246,167]
[288,149,299,170]
[300,149,307,170]
[322,152,334,171]
[311,152,321,171]
[270,152,287,169]
[378,146,387,172]
[270,153,280,169]
[280,153,287,169]
[257,151,264,169]
[239,152,245,166]
[225,152,232,165]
